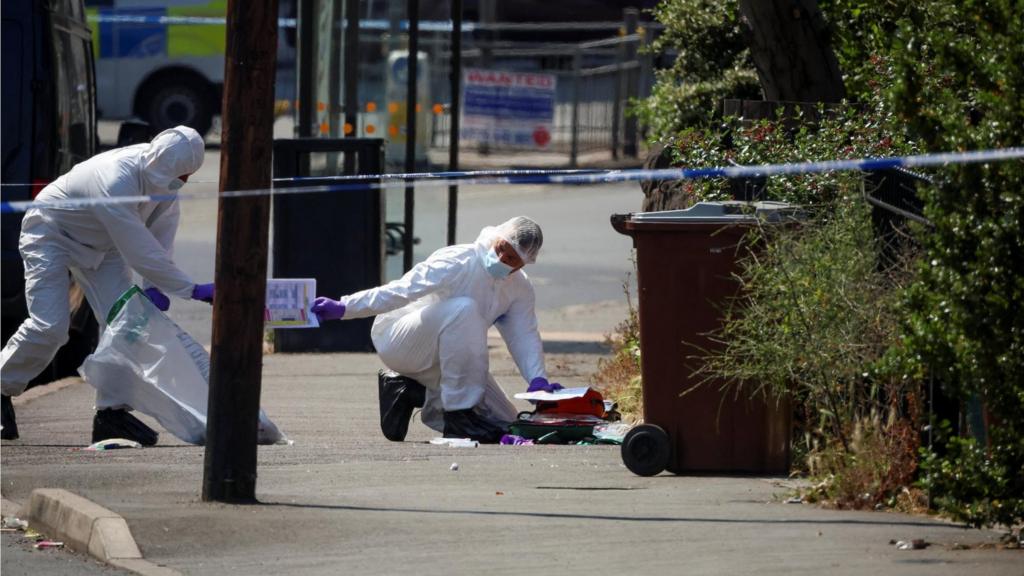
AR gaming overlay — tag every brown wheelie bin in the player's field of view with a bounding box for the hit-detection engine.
[611,201,794,476]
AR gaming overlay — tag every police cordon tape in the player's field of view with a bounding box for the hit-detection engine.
[87,14,628,32]
[1,147,1022,214]
[89,15,452,31]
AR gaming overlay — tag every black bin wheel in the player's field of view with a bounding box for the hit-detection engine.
[621,423,671,477]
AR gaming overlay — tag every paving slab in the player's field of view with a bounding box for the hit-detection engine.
[2,346,1019,575]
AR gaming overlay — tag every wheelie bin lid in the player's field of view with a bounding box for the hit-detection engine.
[631,201,797,223]
[611,201,800,235]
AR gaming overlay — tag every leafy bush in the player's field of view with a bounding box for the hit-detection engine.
[633,0,758,139]
[884,0,1024,531]
[634,0,1023,529]
[664,103,922,506]
[919,429,1024,529]
[662,99,914,206]
[633,68,761,142]
[695,194,912,445]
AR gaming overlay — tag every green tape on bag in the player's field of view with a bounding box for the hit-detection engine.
[106,285,144,324]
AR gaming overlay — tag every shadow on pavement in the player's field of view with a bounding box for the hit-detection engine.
[257,500,971,530]
[541,340,611,354]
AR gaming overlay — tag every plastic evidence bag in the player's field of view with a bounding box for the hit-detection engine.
[80,286,287,445]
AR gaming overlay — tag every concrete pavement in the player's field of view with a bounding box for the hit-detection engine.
[2,335,1020,576]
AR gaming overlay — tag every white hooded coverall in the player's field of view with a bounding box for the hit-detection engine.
[341,226,546,431]
[0,126,204,404]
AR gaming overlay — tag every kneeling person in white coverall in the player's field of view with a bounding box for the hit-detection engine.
[312,216,563,443]
[0,126,215,443]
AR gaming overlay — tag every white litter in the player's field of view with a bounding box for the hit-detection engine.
[430,437,479,448]
[85,438,142,451]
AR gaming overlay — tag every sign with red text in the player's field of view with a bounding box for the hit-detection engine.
[462,68,556,149]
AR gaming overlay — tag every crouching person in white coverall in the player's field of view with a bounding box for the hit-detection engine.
[311,216,563,443]
[0,126,215,443]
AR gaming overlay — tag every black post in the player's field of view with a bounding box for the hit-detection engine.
[403,0,419,271]
[203,0,279,503]
[622,8,639,158]
[343,0,359,173]
[447,0,461,246]
[296,0,315,137]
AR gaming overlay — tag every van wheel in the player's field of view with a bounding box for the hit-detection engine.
[144,79,213,136]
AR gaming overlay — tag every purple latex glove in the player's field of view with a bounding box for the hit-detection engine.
[311,297,346,321]
[527,377,564,393]
[500,434,535,446]
[142,287,170,311]
[191,283,215,304]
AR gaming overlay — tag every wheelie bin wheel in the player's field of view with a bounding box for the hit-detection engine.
[621,424,671,477]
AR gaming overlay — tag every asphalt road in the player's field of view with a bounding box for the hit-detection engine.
[165,143,643,345]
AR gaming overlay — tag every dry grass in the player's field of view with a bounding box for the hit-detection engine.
[802,402,925,512]
[590,271,644,422]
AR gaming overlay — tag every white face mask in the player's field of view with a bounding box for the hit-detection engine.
[167,177,186,191]
[483,247,515,279]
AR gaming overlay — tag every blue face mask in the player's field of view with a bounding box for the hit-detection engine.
[167,177,186,191]
[483,247,515,279]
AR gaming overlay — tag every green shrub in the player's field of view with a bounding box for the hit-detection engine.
[885,0,1024,531]
[634,0,757,140]
[694,190,913,448]
[918,423,1024,529]
[662,97,922,505]
[632,0,1023,528]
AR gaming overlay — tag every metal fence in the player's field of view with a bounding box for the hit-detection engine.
[421,30,654,166]
[313,17,659,168]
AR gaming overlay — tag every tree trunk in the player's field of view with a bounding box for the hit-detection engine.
[737,0,845,103]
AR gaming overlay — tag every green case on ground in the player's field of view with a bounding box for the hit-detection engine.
[507,421,595,443]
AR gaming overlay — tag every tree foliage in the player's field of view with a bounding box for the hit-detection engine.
[633,1,760,134]
[639,0,1024,529]
[884,0,1024,530]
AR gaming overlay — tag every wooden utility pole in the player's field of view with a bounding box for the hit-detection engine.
[203,0,279,503]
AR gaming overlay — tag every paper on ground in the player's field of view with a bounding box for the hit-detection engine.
[265,278,319,329]
[430,437,479,448]
[513,386,591,402]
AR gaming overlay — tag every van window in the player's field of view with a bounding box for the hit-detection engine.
[49,1,96,173]
[0,19,25,172]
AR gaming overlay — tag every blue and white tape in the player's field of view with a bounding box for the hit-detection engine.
[87,14,629,33]
[88,14,466,32]
[2,147,1022,214]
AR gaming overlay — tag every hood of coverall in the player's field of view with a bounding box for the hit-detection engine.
[139,126,205,195]
[475,216,544,264]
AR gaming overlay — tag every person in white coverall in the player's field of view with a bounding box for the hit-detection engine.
[311,216,562,443]
[0,126,215,442]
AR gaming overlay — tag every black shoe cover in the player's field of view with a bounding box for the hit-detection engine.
[1,395,18,440]
[443,409,507,444]
[378,370,426,442]
[92,408,158,446]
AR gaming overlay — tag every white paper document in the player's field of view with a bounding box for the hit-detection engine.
[513,386,591,402]
[265,278,319,329]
